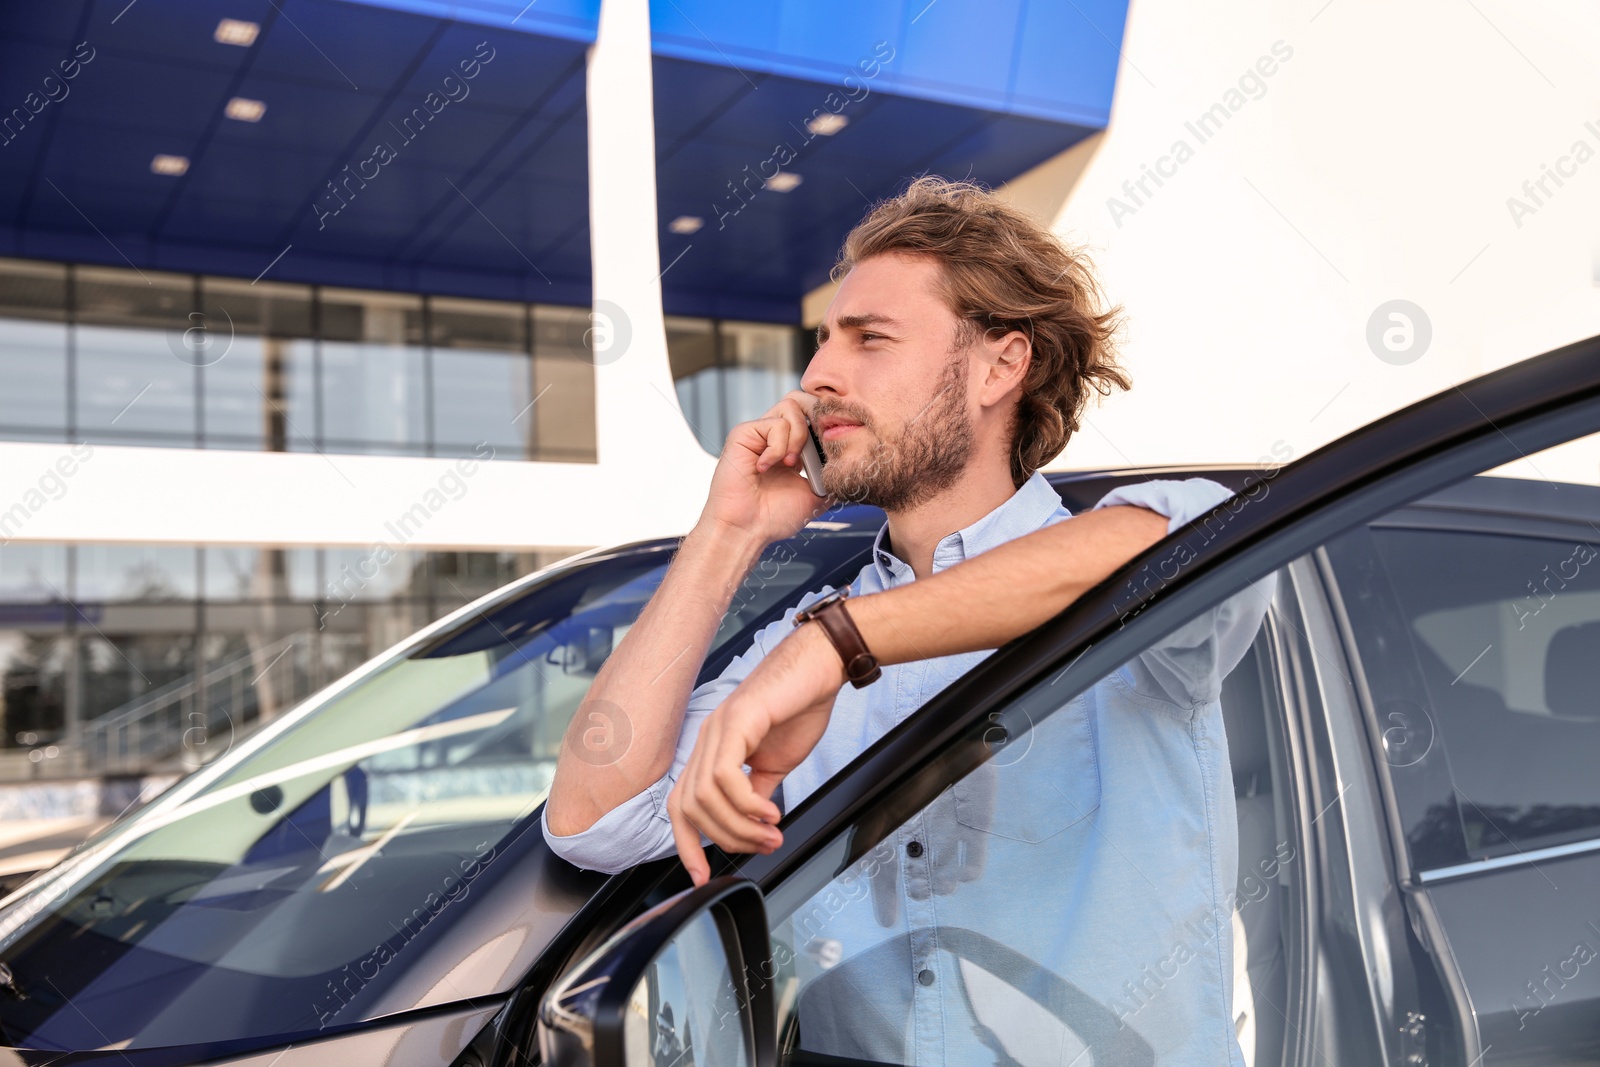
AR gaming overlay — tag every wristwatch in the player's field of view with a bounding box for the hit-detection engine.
[793,588,882,688]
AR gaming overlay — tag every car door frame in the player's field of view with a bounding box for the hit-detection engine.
[1292,549,1465,1066]
[503,334,1600,1066]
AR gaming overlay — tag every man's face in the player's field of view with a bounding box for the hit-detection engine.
[802,254,978,512]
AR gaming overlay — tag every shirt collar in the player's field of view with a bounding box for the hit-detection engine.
[869,471,1070,586]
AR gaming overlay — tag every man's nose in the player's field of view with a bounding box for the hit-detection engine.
[801,338,844,397]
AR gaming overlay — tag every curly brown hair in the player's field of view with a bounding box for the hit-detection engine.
[832,176,1130,487]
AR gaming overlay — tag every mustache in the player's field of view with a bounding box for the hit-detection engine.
[809,399,875,433]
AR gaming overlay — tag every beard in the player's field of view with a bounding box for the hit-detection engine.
[816,354,974,512]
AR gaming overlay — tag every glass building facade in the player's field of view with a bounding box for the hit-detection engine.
[0,542,570,771]
[0,258,814,462]
[0,256,810,776]
[0,258,600,461]
[666,315,814,455]
[0,543,576,758]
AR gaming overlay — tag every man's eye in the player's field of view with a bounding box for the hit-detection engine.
[860,333,882,342]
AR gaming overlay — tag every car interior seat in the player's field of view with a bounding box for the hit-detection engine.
[1544,618,1600,720]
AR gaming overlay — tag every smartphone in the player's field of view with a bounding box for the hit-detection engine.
[799,419,828,497]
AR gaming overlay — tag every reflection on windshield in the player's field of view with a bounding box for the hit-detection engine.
[0,532,865,1052]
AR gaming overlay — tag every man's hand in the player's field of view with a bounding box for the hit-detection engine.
[668,621,847,885]
[700,390,828,546]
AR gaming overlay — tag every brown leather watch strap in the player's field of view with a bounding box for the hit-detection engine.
[795,590,881,689]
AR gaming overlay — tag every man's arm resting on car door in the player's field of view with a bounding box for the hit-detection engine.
[668,499,1177,884]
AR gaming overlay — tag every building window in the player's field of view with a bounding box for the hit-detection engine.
[429,296,532,459]
[74,266,198,446]
[0,259,600,462]
[0,259,68,441]
[532,305,600,463]
[0,546,70,755]
[199,276,315,451]
[74,544,199,602]
[666,316,721,453]
[666,316,805,456]
[0,543,579,775]
[720,319,802,426]
[319,287,429,456]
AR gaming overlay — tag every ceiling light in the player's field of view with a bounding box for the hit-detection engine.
[764,172,802,193]
[151,154,190,176]
[669,215,703,235]
[214,18,260,46]
[806,113,849,136]
[225,97,266,122]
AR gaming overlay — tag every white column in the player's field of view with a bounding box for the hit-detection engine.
[586,0,717,474]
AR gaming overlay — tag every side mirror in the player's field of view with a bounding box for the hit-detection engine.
[538,877,776,1067]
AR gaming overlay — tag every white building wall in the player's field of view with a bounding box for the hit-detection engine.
[1039,0,1600,472]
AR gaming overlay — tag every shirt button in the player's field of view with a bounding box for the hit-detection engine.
[905,840,924,858]
[918,969,935,986]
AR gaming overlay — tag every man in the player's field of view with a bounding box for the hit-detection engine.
[545,177,1270,1064]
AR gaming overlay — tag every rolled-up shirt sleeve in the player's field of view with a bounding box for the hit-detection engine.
[540,586,841,873]
[1090,478,1277,710]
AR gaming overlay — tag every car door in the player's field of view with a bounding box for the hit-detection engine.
[1320,455,1600,1066]
[530,334,1600,1067]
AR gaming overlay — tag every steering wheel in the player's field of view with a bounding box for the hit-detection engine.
[781,927,1154,1066]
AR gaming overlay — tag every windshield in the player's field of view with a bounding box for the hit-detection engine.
[0,525,875,1052]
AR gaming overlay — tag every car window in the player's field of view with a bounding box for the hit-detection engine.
[760,569,1289,1066]
[0,528,875,1052]
[1318,423,1600,871]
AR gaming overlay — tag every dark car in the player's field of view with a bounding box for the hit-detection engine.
[2,336,1599,1067]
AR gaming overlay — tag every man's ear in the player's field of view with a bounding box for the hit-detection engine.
[976,326,1031,409]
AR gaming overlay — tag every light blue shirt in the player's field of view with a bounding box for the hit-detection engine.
[544,472,1273,1065]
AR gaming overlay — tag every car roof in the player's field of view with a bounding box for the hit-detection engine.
[1044,465,1259,512]
[659,466,1268,545]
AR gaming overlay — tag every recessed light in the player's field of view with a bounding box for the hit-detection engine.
[669,215,704,235]
[214,18,260,46]
[806,113,849,136]
[151,154,190,176]
[764,172,802,193]
[225,97,266,122]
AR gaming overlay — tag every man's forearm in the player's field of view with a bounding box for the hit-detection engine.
[847,505,1169,665]
[665,505,1176,880]
[546,521,766,835]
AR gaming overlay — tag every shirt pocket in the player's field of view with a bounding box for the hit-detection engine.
[954,695,1100,844]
